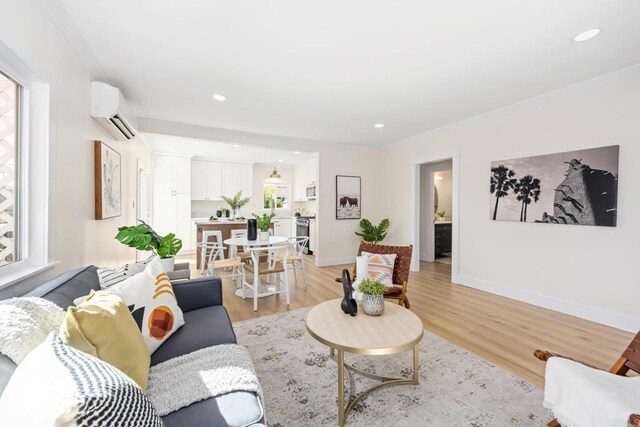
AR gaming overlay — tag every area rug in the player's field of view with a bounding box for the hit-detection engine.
[233,307,552,426]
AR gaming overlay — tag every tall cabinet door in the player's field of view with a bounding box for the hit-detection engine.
[206,162,223,200]
[174,193,191,249]
[153,193,174,236]
[191,160,207,200]
[173,157,191,194]
[155,156,174,193]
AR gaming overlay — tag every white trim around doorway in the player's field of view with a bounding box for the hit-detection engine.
[409,147,460,284]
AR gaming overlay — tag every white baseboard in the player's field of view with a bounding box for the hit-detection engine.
[315,256,355,267]
[458,275,640,333]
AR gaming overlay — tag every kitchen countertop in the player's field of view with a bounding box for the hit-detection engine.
[434,221,452,225]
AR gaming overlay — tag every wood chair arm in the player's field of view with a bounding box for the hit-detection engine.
[335,277,343,283]
[534,350,603,371]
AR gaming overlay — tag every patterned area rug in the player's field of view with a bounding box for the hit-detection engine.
[234,307,551,426]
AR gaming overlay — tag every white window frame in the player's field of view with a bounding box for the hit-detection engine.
[0,40,53,288]
[262,179,291,211]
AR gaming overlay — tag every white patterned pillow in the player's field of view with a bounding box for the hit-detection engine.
[108,257,185,354]
[361,251,397,286]
[0,332,163,426]
[0,297,65,364]
[97,256,155,289]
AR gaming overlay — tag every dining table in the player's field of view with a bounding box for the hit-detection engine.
[223,235,289,299]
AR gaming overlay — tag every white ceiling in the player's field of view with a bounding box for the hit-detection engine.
[143,133,316,166]
[51,0,640,146]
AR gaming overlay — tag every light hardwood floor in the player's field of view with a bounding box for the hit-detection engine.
[182,254,633,387]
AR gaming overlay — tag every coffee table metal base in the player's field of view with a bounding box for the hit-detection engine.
[330,346,419,426]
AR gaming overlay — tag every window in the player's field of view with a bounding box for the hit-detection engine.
[263,183,289,210]
[0,71,20,268]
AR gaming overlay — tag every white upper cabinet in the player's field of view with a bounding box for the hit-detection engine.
[222,163,253,199]
[294,161,317,201]
[191,160,223,200]
[155,155,191,195]
[206,162,223,199]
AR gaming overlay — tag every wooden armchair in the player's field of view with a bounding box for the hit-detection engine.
[534,331,640,427]
[336,241,413,308]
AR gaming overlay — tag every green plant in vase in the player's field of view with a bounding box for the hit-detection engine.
[114,220,182,271]
[358,278,386,316]
[253,212,275,240]
[221,190,251,219]
[355,218,390,244]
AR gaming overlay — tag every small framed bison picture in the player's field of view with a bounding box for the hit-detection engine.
[336,175,361,220]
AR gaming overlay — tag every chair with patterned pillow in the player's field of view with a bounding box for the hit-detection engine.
[336,241,413,308]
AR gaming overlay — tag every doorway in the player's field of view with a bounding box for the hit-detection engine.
[136,160,153,261]
[409,148,459,283]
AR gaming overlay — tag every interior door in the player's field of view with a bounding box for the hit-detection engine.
[137,161,154,261]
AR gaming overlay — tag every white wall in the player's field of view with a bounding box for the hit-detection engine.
[0,0,152,297]
[377,71,640,331]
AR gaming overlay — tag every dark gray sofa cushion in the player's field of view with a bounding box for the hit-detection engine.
[25,265,100,309]
[162,390,264,427]
[151,305,237,365]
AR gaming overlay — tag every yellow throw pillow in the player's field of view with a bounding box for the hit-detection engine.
[59,290,150,390]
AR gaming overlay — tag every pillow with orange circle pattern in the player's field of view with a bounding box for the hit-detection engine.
[107,257,185,354]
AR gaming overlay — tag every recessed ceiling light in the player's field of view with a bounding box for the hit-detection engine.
[232,144,240,148]
[573,28,601,42]
[294,151,300,154]
[374,123,385,128]
[278,159,284,162]
[213,94,227,101]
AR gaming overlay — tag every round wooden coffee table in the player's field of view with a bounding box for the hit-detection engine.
[305,299,424,426]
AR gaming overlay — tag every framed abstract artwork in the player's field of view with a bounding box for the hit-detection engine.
[490,145,619,227]
[336,175,361,220]
[94,140,122,220]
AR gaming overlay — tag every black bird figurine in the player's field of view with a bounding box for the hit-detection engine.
[340,269,357,317]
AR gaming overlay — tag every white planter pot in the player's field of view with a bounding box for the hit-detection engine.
[362,294,385,316]
[159,256,175,272]
[259,231,269,241]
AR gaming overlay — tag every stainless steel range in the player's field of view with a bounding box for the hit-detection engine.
[295,216,314,255]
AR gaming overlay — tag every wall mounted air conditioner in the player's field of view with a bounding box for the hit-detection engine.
[90,81,138,140]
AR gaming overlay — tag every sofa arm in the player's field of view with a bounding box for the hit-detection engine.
[172,276,223,312]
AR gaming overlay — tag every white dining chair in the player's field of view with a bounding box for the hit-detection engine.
[242,244,290,311]
[200,241,245,289]
[229,229,249,259]
[278,236,308,288]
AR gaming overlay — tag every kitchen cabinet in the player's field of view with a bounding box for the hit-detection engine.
[222,163,253,199]
[191,160,223,201]
[294,161,317,201]
[272,218,292,238]
[154,155,192,252]
[434,223,452,256]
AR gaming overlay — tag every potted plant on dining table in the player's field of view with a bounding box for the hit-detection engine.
[253,212,275,241]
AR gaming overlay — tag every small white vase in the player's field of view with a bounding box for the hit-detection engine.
[159,256,175,272]
[259,231,269,241]
[362,294,385,316]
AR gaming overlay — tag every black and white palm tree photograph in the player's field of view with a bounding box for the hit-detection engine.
[489,145,619,227]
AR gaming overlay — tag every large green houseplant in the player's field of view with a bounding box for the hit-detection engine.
[115,220,182,271]
[355,218,390,244]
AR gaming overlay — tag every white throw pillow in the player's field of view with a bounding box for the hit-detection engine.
[96,256,156,289]
[361,251,397,286]
[108,257,185,354]
[0,297,65,364]
[0,332,162,426]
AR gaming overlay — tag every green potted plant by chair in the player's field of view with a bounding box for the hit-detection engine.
[221,190,251,220]
[114,220,182,271]
[253,212,275,241]
[358,278,386,315]
[355,218,390,244]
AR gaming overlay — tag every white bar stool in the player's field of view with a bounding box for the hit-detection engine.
[199,230,223,273]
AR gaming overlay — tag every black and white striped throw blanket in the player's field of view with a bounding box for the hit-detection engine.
[147,344,263,416]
